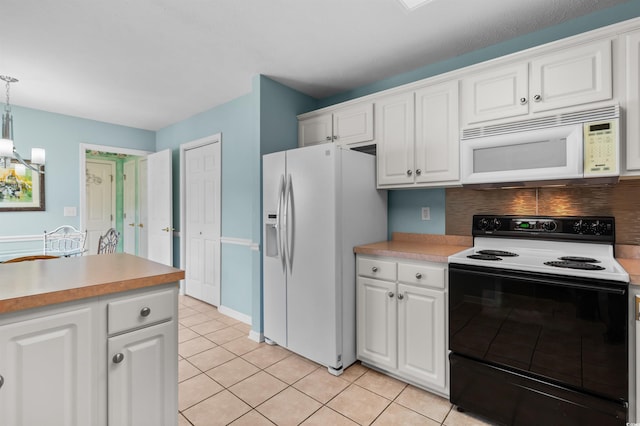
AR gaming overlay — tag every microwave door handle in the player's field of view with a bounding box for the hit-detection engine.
[276,175,286,272]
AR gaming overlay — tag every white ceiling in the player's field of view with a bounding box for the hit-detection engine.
[0,0,629,131]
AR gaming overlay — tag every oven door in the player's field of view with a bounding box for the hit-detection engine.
[449,263,628,402]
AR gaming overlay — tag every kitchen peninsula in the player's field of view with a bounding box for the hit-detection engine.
[0,253,184,426]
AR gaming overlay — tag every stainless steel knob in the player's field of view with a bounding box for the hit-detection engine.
[372,266,378,272]
[333,135,338,140]
[140,307,151,317]
[397,293,404,300]
[519,97,527,105]
[0,374,4,389]
[113,353,125,364]
[388,292,395,298]
[533,94,542,102]
[326,136,332,141]
[415,273,423,279]
[415,169,421,176]
[406,170,413,176]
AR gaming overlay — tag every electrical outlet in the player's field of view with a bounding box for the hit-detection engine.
[421,207,430,221]
[64,206,77,217]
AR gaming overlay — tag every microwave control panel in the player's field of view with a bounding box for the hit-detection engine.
[583,119,619,177]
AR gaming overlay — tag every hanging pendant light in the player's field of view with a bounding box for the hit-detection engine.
[0,75,45,173]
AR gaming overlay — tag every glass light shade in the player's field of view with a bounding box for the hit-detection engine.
[14,163,26,176]
[0,138,13,157]
[31,148,45,165]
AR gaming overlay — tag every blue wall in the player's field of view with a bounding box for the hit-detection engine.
[316,1,640,237]
[0,105,155,236]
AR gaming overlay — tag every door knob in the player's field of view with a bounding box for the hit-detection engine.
[162,227,175,232]
[415,273,423,279]
[140,307,151,317]
[397,293,404,300]
[113,353,125,364]
[533,94,542,102]
[406,170,413,176]
[388,292,395,298]
[372,266,378,272]
[415,169,422,176]
[128,223,135,227]
[138,223,144,228]
[519,97,527,105]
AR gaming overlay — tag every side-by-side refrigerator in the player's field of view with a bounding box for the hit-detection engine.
[262,143,387,375]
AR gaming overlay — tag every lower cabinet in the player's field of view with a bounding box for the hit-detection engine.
[0,284,178,426]
[108,321,177,426]
[356,255,448,396]
[0,306,96,426]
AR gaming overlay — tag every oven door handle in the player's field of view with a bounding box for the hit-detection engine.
[452,266,627,295]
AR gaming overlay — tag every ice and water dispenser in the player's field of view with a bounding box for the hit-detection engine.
[265,213,279,258]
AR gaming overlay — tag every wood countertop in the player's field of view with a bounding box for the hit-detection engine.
[354,233,472,263]
[0,253,185,314]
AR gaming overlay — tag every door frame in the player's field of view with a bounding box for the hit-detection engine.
[85,158,117,255]
[79,143,152,244]
[179,133,222,300]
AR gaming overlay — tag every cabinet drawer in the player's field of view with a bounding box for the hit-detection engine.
[398,262,445,289]
[108,289,175,335]
[358,257,396,281]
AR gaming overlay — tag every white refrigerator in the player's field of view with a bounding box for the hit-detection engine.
[262,143,387,375]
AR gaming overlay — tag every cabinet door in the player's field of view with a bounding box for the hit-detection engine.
[357,277,397,369]
[108,320,177,426]
[376,92,415,186]
[333,103,374,146]
[298,114,333,147]
[397,284,446,390]
[530,39,612,114]
[461,62,529,125]
[626,31,640,172]
[415,81,460,184]
[0,307,95,426]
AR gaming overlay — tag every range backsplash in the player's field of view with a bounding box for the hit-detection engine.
[445,179,640,245]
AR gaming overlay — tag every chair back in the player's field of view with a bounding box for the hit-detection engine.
[97,228,120,254]
[44,226,87,257]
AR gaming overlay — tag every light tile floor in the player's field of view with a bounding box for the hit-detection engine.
[178,295,494,426]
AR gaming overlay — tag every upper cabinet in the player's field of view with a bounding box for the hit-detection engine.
[461,39,613,126]
[625,30,640,172]
[298,102,374,148]
[377,81,459,188]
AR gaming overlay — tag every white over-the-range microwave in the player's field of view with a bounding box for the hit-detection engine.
[460,104,620,188]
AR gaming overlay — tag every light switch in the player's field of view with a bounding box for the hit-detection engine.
[64,206,77,217]
[421,207,430,221]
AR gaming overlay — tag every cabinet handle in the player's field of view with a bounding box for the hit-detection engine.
[371,266,378,273]
[415,169,421,176]
[113,353,125,364]
[397,293,404,300]
[326,136,332,141]
[388,291,395,298]
[0,374,4,389]
[533,94,542,102]
[415,272,423,279]
[140,307,151,317]
[333,135,338,141]
[406,170,413,176]
[519,97,527,105]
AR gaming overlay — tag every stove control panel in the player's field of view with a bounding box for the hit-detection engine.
[472,215,615,242]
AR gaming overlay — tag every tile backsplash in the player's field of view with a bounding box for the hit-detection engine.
[445,180,640,245]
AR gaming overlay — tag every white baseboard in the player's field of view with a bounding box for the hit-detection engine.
[218,305,251,325]
[249,330,264,343]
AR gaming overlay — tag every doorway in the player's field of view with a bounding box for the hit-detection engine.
[85,159,116,255]
[180,134,221,306]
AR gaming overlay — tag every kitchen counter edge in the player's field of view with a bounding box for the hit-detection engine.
[0,253,185,314]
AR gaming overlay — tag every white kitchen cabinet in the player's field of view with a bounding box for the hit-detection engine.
[108,321,176,426]
[376,81,459,188]
[298,102,374,148]
[0,306,96,426]
[356,255,448,396]
[0,284,178,426]
[462,39,612,125]
[625,30,640,172]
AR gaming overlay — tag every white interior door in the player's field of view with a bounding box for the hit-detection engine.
[184,142,221,306]
[123,160,137,254]
[147,149,173,266]
[86,160,115,255]
[138,158,148,258]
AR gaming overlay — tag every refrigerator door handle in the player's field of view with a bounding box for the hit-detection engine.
[276,175,286,272]
[284,174,294,273]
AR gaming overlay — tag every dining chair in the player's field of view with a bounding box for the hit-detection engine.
[97,228,120,254]
[43,226,87,257]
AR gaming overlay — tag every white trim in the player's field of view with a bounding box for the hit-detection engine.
[248,330,264,343]
[220,236,260,251]
[179,133,222,307]
[79,143,152,236]
[218,305,251,325]
[0,234,42,242]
